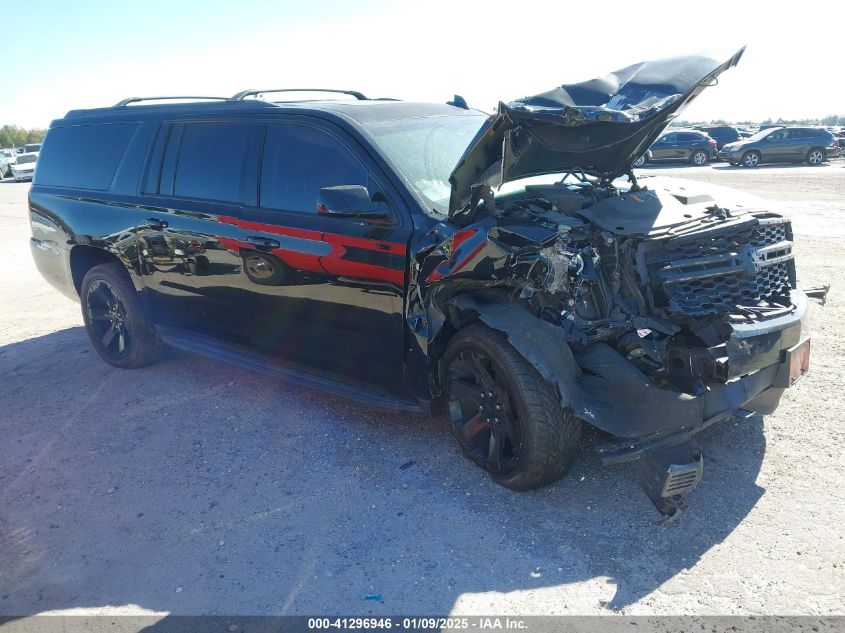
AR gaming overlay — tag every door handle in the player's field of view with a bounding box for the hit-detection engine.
[144,217,168,230]
[245,236,280,250]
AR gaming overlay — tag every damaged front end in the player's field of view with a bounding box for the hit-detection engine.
[406,49,825,517]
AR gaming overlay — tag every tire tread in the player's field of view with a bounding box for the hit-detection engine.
[446,323,581,491]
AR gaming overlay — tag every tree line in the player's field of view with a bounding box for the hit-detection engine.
[0,125,47,148]
[675,114,845,127]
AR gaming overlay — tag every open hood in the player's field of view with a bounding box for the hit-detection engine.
[448,48,745,216]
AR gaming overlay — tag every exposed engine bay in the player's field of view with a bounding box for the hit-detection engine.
[419,175,799,395]
[409,174,812,516]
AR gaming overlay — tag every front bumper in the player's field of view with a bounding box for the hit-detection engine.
[585,290,811,516]
[588,290,809,462]
[719,147,744,161]
[12,169,34,181]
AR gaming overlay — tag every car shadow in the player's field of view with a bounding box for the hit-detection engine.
[0,328,766,616]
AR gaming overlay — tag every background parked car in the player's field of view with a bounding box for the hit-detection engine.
[834,132,845,158]
[632,129,717,166]
[694,125,742,150]
[0,148,17,178]
[23,143,42,154]
[9,152,38,181]
[719,126,838,167]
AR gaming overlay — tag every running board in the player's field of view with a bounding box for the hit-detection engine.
[157,327,426,415]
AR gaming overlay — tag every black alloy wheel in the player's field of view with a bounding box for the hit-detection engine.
[448,347,523,475]
[445,324,581,490]
[86,279,132,361]
[80,262,162,368]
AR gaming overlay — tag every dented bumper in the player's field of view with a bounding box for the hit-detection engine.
[592,289,808,464]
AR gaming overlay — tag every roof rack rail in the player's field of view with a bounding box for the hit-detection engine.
[113,96,232,107]
[232,88,367,101]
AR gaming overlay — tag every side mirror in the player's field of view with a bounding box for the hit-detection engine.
[317,185,388,219]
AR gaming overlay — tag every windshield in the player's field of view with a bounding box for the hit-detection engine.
[365,114,487,214]
[16,155,37,164]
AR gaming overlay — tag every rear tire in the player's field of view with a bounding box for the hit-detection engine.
[80,262,162,368]
[242,252,289,285]
[445,324,581,491]
[806,148,825,166]
[690,150,709,166]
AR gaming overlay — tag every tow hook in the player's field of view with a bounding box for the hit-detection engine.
[802,285,830,306]
[629,439,703,521]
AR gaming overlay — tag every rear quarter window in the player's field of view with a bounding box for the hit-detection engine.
[172,122,253,204]
[34,122,139,190]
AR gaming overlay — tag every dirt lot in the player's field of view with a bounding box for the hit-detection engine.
[1,163,843,618]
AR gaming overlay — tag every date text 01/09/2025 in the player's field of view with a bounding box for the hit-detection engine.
[307,616,528,630]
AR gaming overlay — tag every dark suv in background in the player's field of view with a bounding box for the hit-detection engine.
[694,125,742,150]
[633,129,717,166]
[28,48,822,518]
[720,126,838,167]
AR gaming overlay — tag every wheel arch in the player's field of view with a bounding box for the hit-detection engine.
[69,245,140,297]
[439,295,582,410]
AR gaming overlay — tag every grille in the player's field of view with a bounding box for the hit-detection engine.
[752,222,787,247]
[651,218,794,317]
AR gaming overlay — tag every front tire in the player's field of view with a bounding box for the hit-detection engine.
[741,151,761,168]
[445,324,581,491]
[81,262,162,368]
[632,155,646,167]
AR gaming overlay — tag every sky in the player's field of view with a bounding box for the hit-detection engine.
[1,0,843,129]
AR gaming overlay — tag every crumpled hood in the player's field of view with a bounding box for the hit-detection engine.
[448,48,745,216]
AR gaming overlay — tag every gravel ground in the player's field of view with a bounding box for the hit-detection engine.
[0,163,843,618]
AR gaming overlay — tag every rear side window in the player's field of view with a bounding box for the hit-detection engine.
[35,123,138,190]
[173,123,252,203]
[260,124,368,213]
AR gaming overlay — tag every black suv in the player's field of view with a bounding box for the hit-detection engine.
[633,129,717,166]
[720,126,838,167]
[30,49,820,517]
[694,125,743,150]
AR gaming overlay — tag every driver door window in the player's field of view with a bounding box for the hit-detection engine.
[260,124,372,213]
